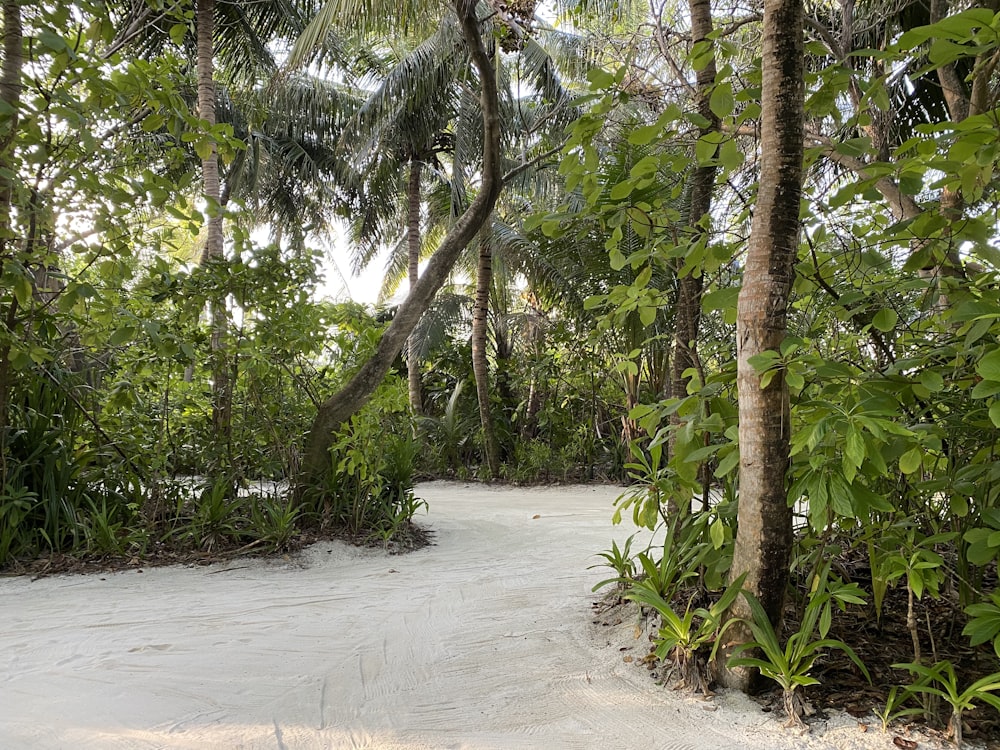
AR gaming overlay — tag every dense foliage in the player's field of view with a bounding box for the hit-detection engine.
[4,0,1000,740]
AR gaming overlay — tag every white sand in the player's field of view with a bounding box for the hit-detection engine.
[0,481,955,749]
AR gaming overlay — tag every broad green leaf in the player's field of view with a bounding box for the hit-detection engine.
[715,448,739,478]
[109,326,136,347]
[710,518,725,549]
[194,138,215,161]
[587,68,615,89]
[609,180,633,200]
[169,23,187,46]
[695,136,717,164]
[978,349,1000,381]
[845,426,865,468]
[709,82,734,119]
[872,308,898,332]
[629,124,662,146]
[899,447,923,474]
[971,379,1000,399]
[702,287,739,312]
[919,370,944,393]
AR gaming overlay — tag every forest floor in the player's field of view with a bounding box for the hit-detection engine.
[0,481,997,749]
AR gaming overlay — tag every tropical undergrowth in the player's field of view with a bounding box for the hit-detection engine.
[0,253,431,573]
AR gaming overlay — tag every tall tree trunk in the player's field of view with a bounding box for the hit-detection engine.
[195,0,231,461]
[717,0,804,692]
[670,0,718,407]
[472,233,500,478]
[0,0,23,444]
[406,157,423,416]
[519,305,545,441]
[299,0,503,487]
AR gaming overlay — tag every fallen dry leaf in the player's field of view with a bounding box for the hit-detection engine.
[532,514,541,519]
[892,737,917,749]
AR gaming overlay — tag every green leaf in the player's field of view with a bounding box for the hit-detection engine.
[12,275,32,307]
[141,113,165,133]
[194,139,215,161]
[695,136,717,164]
[990,402,1000,428]
[872,308,898,332]
[709,82,734,119]
[629,124,662,146]
[719,139,744,171]
[710,519,725,549]
[169,23,187,46]
[971,379,1000,399]
[702,287,739,312]
[587,68,615,89]
[715,448,739,478]
[747,351,780,371]
[977,349,1000,381]
[845,426,865,468]
[899,447,923,474]
[919,370,944,393]
[109,326,135,347]
[37,29,67,51]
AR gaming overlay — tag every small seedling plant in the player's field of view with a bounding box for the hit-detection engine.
[590,535,637,593]
[624,574,745,694]
[728,586,870,729]
[893,660,1000,747]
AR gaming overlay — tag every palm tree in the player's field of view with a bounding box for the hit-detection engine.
[336,20,469,415]
[195,0,231,460]
[299,0,503,484]
[323,12,579,477]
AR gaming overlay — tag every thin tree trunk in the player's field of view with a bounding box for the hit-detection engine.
[299,0,503,487]
[196,0,231,460]
[0,0,23,443]
[406,157,423,416]
[670,0,718,408]
[717,0,804,692]
[472,233,500,478]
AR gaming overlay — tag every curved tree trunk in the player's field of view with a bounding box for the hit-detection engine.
[0,0,22,442]
[472,233,500,478]
[716,0,804,692]
[196,0,231,461]
[299,0,503,487]
[406,157,423,416]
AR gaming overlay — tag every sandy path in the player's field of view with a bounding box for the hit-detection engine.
[0,482,922,749]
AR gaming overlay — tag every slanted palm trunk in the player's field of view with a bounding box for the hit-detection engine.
[406,157,423,416]
[472,232,500,478]
[196,0,231,461]
[717,0,804,691]
[0,0,22,441]
[299,0,503,488]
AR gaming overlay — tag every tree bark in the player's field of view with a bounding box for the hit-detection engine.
[472,233,500,478]
[670,0,718,408]
[406,157,423,416]
[196,0,231,457]
[0,0,22,441]
[299,0,503,486]
[717,0,804,692]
